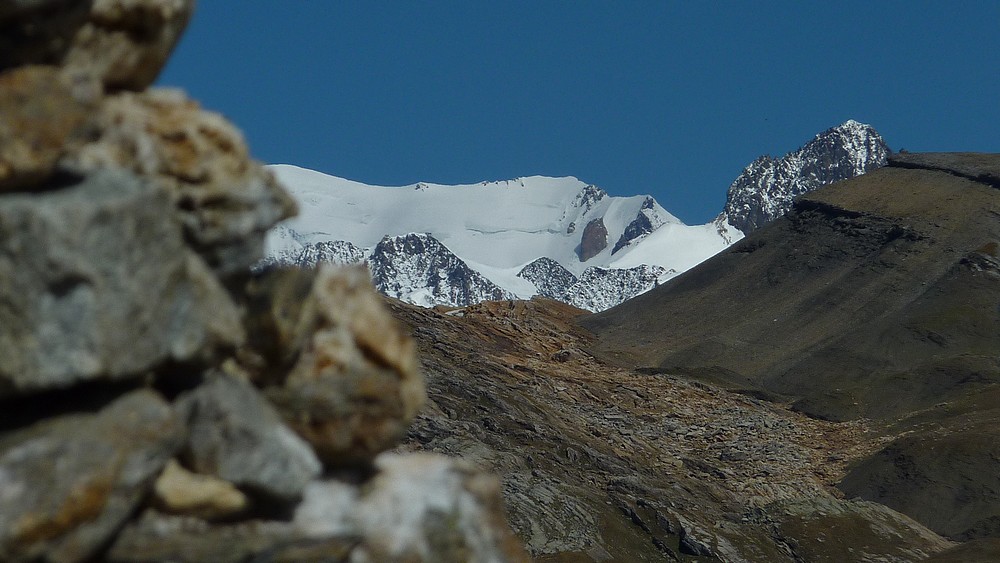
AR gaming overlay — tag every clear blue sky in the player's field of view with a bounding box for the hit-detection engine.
[158,2,1000,224]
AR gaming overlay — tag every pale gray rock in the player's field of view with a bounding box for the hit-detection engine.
[0,390,184,563]
[61,89,297,279]
[178,374,321,504]
[0,168,244,398]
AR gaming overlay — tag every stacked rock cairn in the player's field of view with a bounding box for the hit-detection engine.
[0,1,528,561]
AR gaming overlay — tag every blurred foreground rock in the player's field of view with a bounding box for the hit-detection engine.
[0,2,527,561]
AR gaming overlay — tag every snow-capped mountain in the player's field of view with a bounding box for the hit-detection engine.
[261,120,888,311]
[720,120,890,234]
[262,167,738,310]
[368,233,513,307]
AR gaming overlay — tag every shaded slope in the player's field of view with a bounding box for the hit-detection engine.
[579,153,1000,541]
[581,154,1000,421]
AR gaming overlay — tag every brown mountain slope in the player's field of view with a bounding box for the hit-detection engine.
[578,153,1000,543]
[390,298,954,562]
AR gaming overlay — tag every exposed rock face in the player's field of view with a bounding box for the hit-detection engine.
[516,257,578,300]
[564,264,669,312]
[369,233,514,307]
[612,196,665,254]
[577,217,608,261]
[0,4,526,561]
[0,168,244,398]
[265,238,366,269]
[721,119,890,234]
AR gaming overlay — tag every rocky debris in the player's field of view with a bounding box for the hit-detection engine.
[577,217,608,261]
[0,390,184,563]
[178,374,321,505]
[0,4,526,561]
[0,168,244,398]
[61,88,297,279]
[721,119,890,234]
[368,232,514,307]
[152,460,249,521]
[516,257,577,300]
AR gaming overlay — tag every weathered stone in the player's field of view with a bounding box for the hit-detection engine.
[0,390,183,562]
[178,374,321,504]
[295,453,529,562]
[255,266,425,466]
[0,1,92,70]
[0,168,244,398]
[0,65,100,191]
[152,460,249,521]
[64,0,193,91]
[61,88,297,278]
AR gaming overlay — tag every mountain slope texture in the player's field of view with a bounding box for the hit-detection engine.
[581,152,1000,544]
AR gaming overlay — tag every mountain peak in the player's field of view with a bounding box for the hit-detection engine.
[721,120,890,234]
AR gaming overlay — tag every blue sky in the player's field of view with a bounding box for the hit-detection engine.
[158,2,1000,224]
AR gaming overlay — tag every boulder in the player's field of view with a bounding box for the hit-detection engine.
[61,88,297,279]
[245,266,425,466]
[0,390,183,562]
[177,374,321,505]
[0,65,100,191]
[0,168,244,398]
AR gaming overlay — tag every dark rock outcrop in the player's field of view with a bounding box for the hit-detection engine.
[721,119,890,234]
[516,257,577,299]
[577,217,608,261]
[369,233,513,307]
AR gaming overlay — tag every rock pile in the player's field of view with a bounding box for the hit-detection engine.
[0,2,526,561]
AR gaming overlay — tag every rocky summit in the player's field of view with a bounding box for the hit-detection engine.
[0,3,526,562]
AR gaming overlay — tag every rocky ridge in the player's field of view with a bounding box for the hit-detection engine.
[0,3,525,562]
[721,119,890,234]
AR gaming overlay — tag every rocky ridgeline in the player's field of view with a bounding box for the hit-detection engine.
[0,2,526,562]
